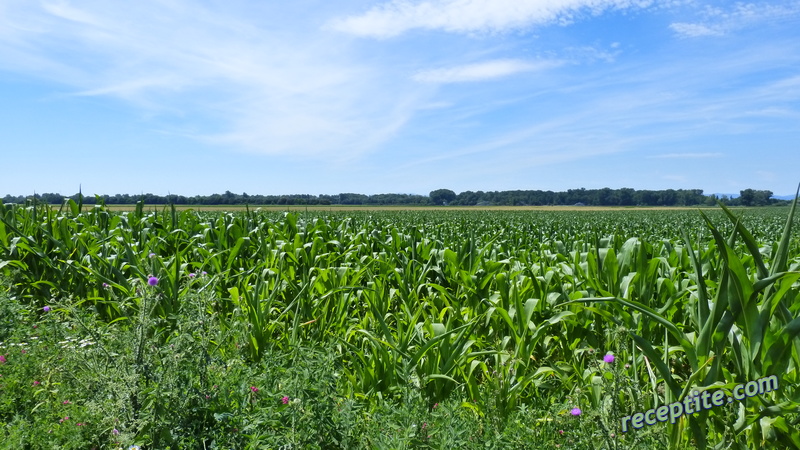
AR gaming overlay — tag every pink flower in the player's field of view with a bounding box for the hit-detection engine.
[570,408,581,416]
[32,380,41,386]
[62,400,70,405]
[148,276,159,286]
[281,396,289,404]
[59,416,69,423]
[250,386,259,393]
[112,428,119,435]
[603,353,615,363]
[43,306,51,312]
[0,355,6,364]
[76,422,85,426]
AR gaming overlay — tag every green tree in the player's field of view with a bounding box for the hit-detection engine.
[740,189,773,206]
[429,189,457,205]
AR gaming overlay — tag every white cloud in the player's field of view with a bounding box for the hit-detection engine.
[650,152,724,158]
[412,59,560,83]
[668,22,723,37]
[670,1,800,38]
[327,0,655,38]
[0,1,427,158]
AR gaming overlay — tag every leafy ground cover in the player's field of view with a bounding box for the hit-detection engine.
[0,198,798,449]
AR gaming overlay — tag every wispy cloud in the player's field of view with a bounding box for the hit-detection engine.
[670,2,800,38]
[669,23,724,37]
[650,153,724,159]
[327,0,657,38]
[412,59,561,83]
[0,1,428,158]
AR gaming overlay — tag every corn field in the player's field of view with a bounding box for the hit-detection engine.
[1,196,799,449]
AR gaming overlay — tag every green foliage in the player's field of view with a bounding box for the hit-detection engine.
[0,200,798,448]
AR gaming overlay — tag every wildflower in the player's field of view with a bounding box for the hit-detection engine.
[603,353,615,363]
[202,271,207,276]
[102,283,110,288]
[129,446,141,450]
[43,306,51,312]
[433,403,438,409]
[148,253,156,258]
[189,273,196,278]
[625,363,630,369]
[33,380,41,386]
[570,408,581,416]
[558,430,564,435]
[0,355,6,364]
[59,416,69,423]
[62,400,70,405]
[112,428,119,435]
[282,396,289,404]
[76,422,85,426]
[250,386,259,393]
[147,276,158,286]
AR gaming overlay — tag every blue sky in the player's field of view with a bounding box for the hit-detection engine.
[1,0,799,197]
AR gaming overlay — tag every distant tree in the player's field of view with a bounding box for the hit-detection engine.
[40,192,64,204]
[429,189,457,205]
[740,189,773,206]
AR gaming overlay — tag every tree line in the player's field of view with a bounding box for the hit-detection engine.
[1,188,784,207]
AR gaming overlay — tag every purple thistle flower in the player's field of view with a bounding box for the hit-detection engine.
[282,396,289,404]
[102,283,110,288]
[43,306,51,312]
[188,273,196,278]
[570,408,581,416]
[148,276,159,286]
[603,353,615,363]
[149,252,156,258]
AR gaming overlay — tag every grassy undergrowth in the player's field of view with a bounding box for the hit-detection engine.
[0,284,666,449]
[1,199,799,448]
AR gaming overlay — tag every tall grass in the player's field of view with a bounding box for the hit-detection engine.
[1,198,798,448]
